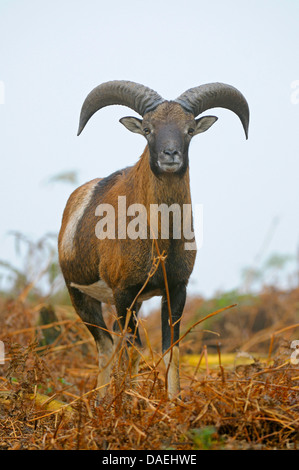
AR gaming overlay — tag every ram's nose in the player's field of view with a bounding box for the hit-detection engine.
[163,148,179,159]
[160,148,181,162]
[158,148,183,173]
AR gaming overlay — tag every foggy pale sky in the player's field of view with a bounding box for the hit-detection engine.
[0,0,299,298]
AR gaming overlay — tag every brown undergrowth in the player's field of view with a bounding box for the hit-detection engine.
[0,287,299,450]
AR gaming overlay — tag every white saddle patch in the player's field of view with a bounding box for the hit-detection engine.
[60,180,98,258]
[70,279,162,304]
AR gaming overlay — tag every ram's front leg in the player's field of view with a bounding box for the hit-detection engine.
[161,284,186,399]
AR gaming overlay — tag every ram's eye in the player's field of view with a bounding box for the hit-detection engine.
[143,128,151,135]
[188,128,195,136]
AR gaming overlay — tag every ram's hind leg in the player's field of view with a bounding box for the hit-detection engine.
[69,288,114,399]
[113,288,143,389]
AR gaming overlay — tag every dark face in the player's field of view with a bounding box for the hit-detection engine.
[120,101,218,177]
[144,119,191,176]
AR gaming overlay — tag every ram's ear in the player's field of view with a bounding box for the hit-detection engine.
[120,116,144,135]
[194,115,218,135]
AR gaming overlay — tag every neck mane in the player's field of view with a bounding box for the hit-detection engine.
[128,146,191,208]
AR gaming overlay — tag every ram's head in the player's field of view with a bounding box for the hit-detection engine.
[77,80,249,176]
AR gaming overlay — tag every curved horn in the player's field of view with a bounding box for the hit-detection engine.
[175,83,249,139]
[77,80,164,135]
